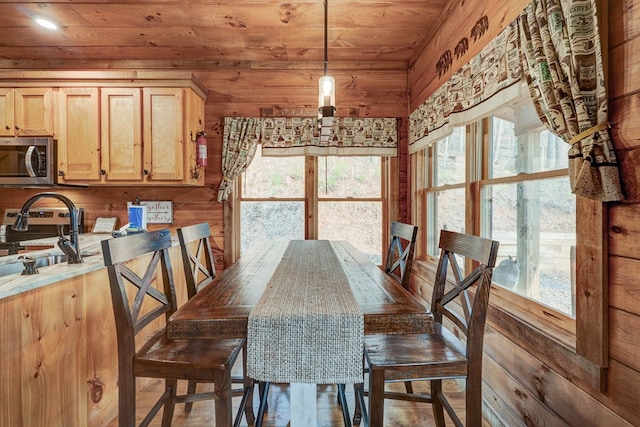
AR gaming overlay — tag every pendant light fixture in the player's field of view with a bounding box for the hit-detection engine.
[318,0,335,143]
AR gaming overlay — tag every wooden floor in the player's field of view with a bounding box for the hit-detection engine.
[107,375,483,426]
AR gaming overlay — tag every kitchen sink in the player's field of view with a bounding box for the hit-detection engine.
[0,254,70,277]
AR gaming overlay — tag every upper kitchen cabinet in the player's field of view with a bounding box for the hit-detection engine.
[0,88,54,137]
[52,71,207,186]
[100,87,144,182]
[142,87,206,184]
[56,88,101,181]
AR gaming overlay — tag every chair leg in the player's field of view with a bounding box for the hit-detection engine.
[214,371,234,427]
[161,379,178,427]
[368,370,385,427]
[337,384,352,427]
[118,366,137,427]
[254,381,270,427]
[431,379,445,427]
[242,344,256,425]
[184,380,197,413]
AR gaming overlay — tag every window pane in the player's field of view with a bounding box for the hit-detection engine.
[482,177,576,316]
[427,188,466,257]
[242,148,304,198]
[240,201,304,254]
[491,117,569,178]
[318,201,382,264]
[435,126,465,186]
[318,156,381,197]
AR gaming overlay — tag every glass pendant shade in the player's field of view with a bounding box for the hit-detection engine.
[318,75,336,110]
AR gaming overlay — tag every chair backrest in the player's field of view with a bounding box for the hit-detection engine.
[431,230,499,358]
[384,221,419,290]
[177,222,216,299]
[101,229,177,355]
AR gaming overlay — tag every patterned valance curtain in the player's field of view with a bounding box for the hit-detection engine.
[518,0,624,201]
[261,117,398,157]
[217,117,260,202]
[409,22,522,153]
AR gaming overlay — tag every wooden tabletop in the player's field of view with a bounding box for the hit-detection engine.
[166,240,433,340]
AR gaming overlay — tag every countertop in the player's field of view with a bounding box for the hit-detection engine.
[0,232,178,299]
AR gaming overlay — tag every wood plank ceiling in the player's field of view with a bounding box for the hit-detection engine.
[0,1,452,70]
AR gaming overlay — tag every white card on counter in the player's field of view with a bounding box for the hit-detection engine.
[92,217,118,233]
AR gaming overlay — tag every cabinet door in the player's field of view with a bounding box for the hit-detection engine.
[57,88,101,182]
[0,88,15,137]
[101,88,143,182]
[13,88,55,136]
[143,88,184,182]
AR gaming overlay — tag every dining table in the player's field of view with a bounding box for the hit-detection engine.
[166,239,433,427]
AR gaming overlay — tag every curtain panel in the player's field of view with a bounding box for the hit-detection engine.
[217,117,260,202]
[261,117,398,157]
[518,0,624,201]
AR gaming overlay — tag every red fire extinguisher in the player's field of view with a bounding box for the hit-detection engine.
[196,131,207,167]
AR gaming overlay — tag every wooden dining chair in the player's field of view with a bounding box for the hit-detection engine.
[102,229,254,427]
[176,222,255,419]
[384,221,418,290]
[354,230,499,427]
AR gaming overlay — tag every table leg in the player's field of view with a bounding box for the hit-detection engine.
[290,383,316,426]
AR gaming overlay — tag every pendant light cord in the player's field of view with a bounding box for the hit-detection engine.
[323,0,328,76]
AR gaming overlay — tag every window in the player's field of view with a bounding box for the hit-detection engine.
[419,106,576,318]
[239,149,387,263]
[483,117,575,316]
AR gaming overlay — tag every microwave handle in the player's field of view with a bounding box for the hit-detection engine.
[25,146,39,177]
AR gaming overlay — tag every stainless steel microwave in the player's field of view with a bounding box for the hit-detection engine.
[0,137,57,186]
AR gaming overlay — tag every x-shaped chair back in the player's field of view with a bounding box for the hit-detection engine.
[177,222,217,299]
[384,221,418,290]
[431,230,499,358]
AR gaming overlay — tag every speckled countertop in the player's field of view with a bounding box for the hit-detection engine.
[0,233,177,299]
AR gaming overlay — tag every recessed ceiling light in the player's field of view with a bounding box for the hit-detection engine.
[34,17,59,30]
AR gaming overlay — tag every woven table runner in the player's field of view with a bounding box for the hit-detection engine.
[247,240,364,384]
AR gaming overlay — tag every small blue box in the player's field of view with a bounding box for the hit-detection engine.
[127,205,147,231]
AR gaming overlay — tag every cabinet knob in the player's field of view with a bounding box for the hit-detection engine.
[4,125,9,131]
[100,169,106,175]
[58,170,65,176]
[142,169,149,176]
[14,125,20,131]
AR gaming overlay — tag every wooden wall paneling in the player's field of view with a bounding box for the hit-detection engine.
[609,255,640,314]
[484,328,634,427]
[609,307,640,373]
[609,36,640,100]
[608,0,640,48]
[481,381,528,427]
[609,203,640,257]
[606,359,640,425]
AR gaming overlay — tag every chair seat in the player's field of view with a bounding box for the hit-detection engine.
[364,324,468,381]
[134,328,245,381]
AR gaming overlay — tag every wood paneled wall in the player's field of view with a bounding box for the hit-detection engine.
[408,0,640,425]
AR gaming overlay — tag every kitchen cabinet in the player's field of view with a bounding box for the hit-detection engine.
[101,87,144,182]
[56,87,101,181]
[57,84,205,186]
[0,87,54,137]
